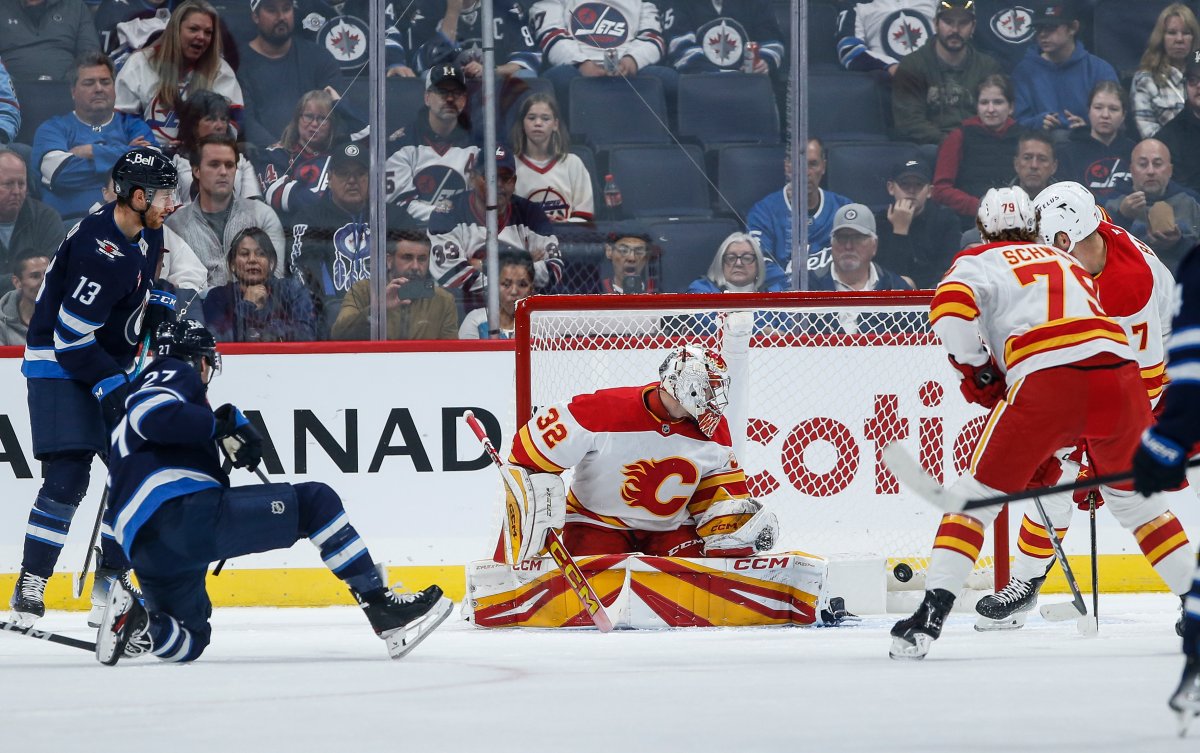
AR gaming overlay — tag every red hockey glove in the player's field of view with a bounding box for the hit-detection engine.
[948,356,1007,409]
[1072,461,1105,510]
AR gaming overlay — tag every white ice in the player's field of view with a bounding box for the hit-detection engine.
[2,594,1194,753]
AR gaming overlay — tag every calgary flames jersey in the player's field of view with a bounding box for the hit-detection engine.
[508,384,750,532]
[1089,221,1175,404]
[931,241,1133,383]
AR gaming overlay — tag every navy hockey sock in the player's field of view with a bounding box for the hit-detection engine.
[147,612,208,663]
[20,495,77,578]
[309,512,383,594]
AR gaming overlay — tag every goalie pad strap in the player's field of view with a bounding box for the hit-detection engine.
[501,465,566,563]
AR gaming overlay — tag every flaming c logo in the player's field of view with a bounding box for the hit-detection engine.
[620,458,700,517]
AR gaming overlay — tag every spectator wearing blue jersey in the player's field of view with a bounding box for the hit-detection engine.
[1012,1,1117,132]
[747,138,852,270]
[687,231,787,294]
[0,59,18,144]
[33,53,157,225]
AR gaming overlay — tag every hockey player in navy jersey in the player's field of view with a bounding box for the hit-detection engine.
[1133,241,1200,729]
[9,146,179,629]
[96,319,452,664]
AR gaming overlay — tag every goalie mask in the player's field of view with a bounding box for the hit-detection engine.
[659,345,730,437]
[1033,181,1101,254]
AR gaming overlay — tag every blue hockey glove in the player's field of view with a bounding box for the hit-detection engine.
[1133,428,1187,496]
[142,287,177,341]
[214,404,263,471]
[93,374,130,433]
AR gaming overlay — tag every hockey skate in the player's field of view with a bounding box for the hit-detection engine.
[95,579,151,666]
[8,569,48,628]
[974,575,1045,632]
[890,589,955,660]
[354,584,453,660]
[1171,655,1200,737]
[1178,595,1186,638]
[88,568,141,628]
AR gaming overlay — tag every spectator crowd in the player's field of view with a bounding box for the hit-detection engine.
[0,0,1195,341]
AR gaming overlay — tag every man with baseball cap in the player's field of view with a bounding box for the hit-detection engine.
[1012,0,1117,131]
[385,62,477,223]
[874,158,962,288]
[893,0,1003,144]
[1155,51,1200,195]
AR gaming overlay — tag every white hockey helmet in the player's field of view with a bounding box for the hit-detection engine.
[977,186,1037,239]
[659,344,730,437]
[1033,181,1101,254]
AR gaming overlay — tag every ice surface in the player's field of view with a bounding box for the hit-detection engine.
[1,594,1194,753]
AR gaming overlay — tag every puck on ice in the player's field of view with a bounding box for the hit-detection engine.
[893,563,914,583]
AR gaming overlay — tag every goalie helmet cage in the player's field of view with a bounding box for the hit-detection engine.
[514,291,1009,591]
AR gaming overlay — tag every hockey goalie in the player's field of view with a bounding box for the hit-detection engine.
[465,344,843,629]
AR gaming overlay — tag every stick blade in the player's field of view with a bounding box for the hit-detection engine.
[1039,601,1086,622]
[1077,614,1099,637]
[881,444,965,513]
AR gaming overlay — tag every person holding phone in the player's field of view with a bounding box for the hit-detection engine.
[331,229,459,340]
[202,226,316,342]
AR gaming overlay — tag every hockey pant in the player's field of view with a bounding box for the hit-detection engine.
[563,522,705,557]
[127,481,385,663]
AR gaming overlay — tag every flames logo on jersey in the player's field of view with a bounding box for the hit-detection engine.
[96,239,124,261]
[620,457,700,517]
[570,2,630,48]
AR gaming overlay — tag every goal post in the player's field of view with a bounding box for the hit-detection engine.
[514,291,1009,593]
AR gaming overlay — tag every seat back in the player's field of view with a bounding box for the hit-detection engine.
[807,71,888,142]
[568,76,670,148]
[677,73,780,147]
[647,217,742,293]
[13,79,74,146]
[713,143,786,220]
[826,141,921,211]
[608,145,711,219]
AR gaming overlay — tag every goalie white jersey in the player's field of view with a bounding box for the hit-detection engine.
[1089,221,1174,404]
[930,241,1133,383]
[508,384,750,532]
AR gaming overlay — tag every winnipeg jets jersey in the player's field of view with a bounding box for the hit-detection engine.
[385,116,478,223]
[664,0,784,72]
[930,241,1133,382]
[515,153,594,222]
[1089,221,1175,404]
[509,384,750,531]
[836,0,937,71]
[409,0,541,74]
[114,48,245,145]
[23,203,161,390]
[531,0,667,69]
[427,192,562,291]
[107,355,225,555]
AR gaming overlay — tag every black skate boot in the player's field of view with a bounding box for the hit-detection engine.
[974,575,1046,631]
[1171,654,1200,736]
[9,569,48,628]
[89,567,141,628]
[890,588,955,660]
[96,579,151,666]
[353,584,453,660]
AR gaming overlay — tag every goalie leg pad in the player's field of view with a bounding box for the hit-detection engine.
[501,465,566,563]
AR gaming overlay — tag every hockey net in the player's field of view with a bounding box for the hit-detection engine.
[514,291,1007,590]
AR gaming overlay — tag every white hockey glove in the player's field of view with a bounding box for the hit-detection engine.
[697,498,779,557]
[500,464,566,564]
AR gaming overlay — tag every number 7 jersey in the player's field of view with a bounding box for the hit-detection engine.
[931,241,1135,382]
[507,384,750,532]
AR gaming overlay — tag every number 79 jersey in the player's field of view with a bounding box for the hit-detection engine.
[507,384,751,532]
[931,241,1134,383]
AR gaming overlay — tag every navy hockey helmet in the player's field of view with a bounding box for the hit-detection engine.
[155,319,221,377]
[112,147,178,204]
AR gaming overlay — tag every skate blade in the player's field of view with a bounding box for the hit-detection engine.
[1077,614,1098,637]
[888,634,931,660]
[974,612,1027,632]
[6,610,38,630]
[382,597,453,660]
[1039,601,1086,622]
[1177,710,1198,738]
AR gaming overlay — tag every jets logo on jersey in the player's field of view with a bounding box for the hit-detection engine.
[318,15,370,72]
[570,2,630,48]
[527,187,571,221]
[698,17,749,67]
[414,165,468,210]
[1084,157,1129,192]
[96,239,124,261]
[330,221,370,293]
[989,6,1036,45]
[881,9,932,59]
[144,96,180,143]
[619,457,700,517]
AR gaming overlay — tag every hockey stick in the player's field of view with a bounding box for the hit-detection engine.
[212,466,271,577]
[0,619,96,652]
[1031,497,1097,636]
[72,486,108,600]
[1089,491,1100,633]
[464,410,614,632]
[881,443,1200,513]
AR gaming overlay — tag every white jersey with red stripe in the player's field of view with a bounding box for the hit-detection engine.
[1089,221,1175,405]
[508,384,749,532]
[930,241,1134,382]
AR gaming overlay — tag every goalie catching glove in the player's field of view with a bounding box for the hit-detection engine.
[695,498,778,557]
[948,355,1006,409]
[500,464,566,563]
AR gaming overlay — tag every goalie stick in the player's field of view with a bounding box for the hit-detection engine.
[1,619,96,652]
[881,443,1200,512]
[464,410,614,632]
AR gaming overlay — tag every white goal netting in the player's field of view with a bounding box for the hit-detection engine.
[515,292,1003,585]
